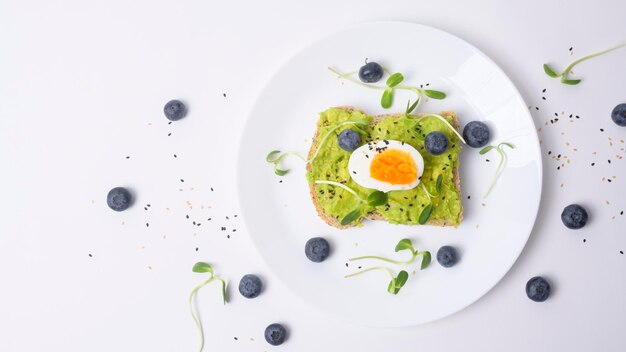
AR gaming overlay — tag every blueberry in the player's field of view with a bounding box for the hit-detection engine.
[163,99,187,121]
[106,187,132,211]
[337,129,361,152]
[526,276,551,302]
[561,204,588,229]
[424,131,449,155]
[238,274,262,299]
[462,121,490,148]
[264,323,287,346]
[611,103,626,126]
[358,61,384,83]
[436,245,458,268]
[305,237,330,263]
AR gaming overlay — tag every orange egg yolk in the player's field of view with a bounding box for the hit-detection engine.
[370,149,418,185]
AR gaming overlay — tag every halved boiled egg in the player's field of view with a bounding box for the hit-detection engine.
[347,140,424,192]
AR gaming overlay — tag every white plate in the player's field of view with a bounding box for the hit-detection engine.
[237,22,542,327]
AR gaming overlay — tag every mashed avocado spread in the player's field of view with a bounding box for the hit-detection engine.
[306,107,462,226]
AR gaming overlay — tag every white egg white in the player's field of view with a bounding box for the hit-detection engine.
[347,140,424,192]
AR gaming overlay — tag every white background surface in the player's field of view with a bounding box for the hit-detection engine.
[1,0,625,351]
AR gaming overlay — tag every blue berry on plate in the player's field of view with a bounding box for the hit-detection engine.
[238,274,262,299]
[163,99,187,121]
[611,103,626,126]
[107,187,132,211]
[337,129,361,152]
[526,276,551,302]
[436,245,458,268]
[358,61,384,83]
[305,237,330,263]
[463,121,490,148]
[424,131,449,155]
[561,204,588,229]
[264,323,287,346]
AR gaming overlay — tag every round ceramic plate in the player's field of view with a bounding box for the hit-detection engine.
[237,22,542,327]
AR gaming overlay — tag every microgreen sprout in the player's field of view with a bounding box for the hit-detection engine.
[189,262,227,352]
[345,266,410,295]
[314,180,388,226]
[328,66,446,109]
[543,42,626,85]
[266,119,369,175]
[480,142,515,197]
[418,174,443,224]
[349,238,432,269]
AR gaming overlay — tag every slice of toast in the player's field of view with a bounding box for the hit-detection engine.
[306,106,463,229]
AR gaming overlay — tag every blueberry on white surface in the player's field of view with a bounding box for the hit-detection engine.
[163,99,187,121]
[526,276,551,302]
[561,204,588,229]
[264,323,287,346]
[436,245,458,268]
[107,187,132,211]
[611,103,626,126]
[305,237,330,263]
[462,121,490,148]
[358,61,384,83]
[238,274,262,299]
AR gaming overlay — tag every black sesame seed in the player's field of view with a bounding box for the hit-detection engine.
[174,154,177,158]
[542,97,546,100]
[211,187,214,191]
[195,247,198,251]
[208,218,212,221]
[223,93,226,97]
[600,128,604,132]
[125,156,130,159]
[535,107,539,110]
[345,263,349,267]
[234,337,238,341]
[548,151,552,155]
[542,88,546,93]
[621,251,624,255]
[608,159,611,164]
[88,254,93,257]
[583,239,586,243]
[467,195,471,199]
[193,221,196,225]
[168,121,172,125]
[146,223,149,227]
[168,133,172,136]
[591,163,595,166]
[221,227,226,231]
[227,235,230,238]
[180,179,185,182]
[608,179,612,183]
[620,211,623,215]
[186,215,189,219]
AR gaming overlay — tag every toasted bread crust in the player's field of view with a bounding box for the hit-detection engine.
[307,107,463,229]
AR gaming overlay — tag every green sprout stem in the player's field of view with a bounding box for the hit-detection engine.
[344,266,394,279]
[413,114,466,144]
[314,180,365,203]
[482,142,515,197]
[563,43,626,75]
[349,252,418,266]
[545,42,626,84]
[268,120,367,175]
[328,67,440,108]
[189,275,226,352]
